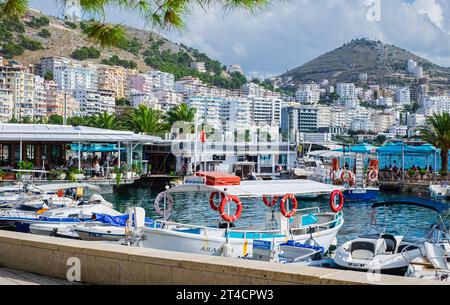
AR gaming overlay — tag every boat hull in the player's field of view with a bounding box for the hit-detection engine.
[140,221,343,258]
[343,188,379,202]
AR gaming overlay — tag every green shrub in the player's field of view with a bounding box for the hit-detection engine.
[71,46,101,60]
[64,21,77,29]
[26,16,49,29]
[0,42,24,58]
[37,28,51,38]
[18,35,44,51]
[101,55,137,69]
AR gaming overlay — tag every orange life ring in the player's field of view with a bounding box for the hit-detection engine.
[368,170,379,182]
[57,189,64,198]
[209,192,225,211]
[280,194,298,218]
[262,195,279,207]
[330,190,344,213]
[219,195,243,223]
[340,170,354,182]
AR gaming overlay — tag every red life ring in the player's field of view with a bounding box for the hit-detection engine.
[280,194,298,218]
[209,192,225,211]
[262,195,279,207]
[341,170,354,182]
[330,190,344,213]
[219,195,243,223]
[57,189,64,198]
[368,170,379,182]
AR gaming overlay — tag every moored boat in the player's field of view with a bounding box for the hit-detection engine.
[133,177,345,259]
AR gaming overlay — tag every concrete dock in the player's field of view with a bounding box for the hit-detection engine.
[0,230,447,285]
[0,267,78,285]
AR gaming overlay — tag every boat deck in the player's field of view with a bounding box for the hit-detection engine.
[0,267,81,285]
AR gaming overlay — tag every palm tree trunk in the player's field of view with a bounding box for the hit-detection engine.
[442,148,449,173]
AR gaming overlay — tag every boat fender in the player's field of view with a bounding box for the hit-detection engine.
[368,170,379,182]
[280,194,298,218]
[262,195,279,207]
[154,191,174,216]
[330,190,344,213]
[57,189,64,198]
[222,241,233,257]
[219,195,243,223]
[209,192,225,211]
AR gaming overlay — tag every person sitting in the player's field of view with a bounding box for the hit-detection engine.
[92,161,101,177]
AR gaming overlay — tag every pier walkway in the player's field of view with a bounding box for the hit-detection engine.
[0,267,79,285]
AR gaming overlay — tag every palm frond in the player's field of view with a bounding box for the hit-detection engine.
[0,0,29,17]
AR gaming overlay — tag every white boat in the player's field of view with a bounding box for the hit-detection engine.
[2,194,120,233]
[429,184,450,200]
[406,242,450,281]
[335,198,450,276]
[136,179,345,259]
[334,225,424,275]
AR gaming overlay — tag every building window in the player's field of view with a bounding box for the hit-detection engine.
[0,144,9,166]
[26,144,35,162]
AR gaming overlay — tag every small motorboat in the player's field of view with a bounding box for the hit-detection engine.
[334,227,423,275]
[1,194,121,233]
[342,187,379,202]
[406,242,450,281]
[335,198,450,276]
[429,184,450,200]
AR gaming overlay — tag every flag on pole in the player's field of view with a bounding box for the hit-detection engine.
[200,130,206,143]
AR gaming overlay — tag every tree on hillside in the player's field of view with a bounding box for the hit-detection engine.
[0,0,270,47]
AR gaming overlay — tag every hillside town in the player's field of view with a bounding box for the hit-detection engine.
[0,54,447,143]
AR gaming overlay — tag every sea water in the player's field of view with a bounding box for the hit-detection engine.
[104,187,450,245]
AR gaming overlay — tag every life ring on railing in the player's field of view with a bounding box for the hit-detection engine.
[262,195,279,207]
[209,192,225,211]
[154,191,174,216]
[330,190,344,213]
[280,194,298,218]
[340,170,354,182]
[368,170,379,182]
[330,171,336,181]
[219,195,243,223]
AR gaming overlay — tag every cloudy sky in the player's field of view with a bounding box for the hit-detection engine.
[29,0,450,77]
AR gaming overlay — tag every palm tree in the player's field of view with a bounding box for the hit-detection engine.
[124,104,167,134]
[419,112,450,173]
[165,103,197,126]
[87,112,120,130]
[67,116,87,127]
[0,0,269,47]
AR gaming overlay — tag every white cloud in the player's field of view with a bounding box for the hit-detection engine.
[29,0,450,74]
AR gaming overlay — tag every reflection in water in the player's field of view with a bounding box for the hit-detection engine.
[103,187,449,245]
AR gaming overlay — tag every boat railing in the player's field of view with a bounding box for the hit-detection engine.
[150,210,343,238]
[289,211,344,235]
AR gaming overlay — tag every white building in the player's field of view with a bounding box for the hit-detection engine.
[40,57,98,91]
[129,90,158,109]
[227,64,244,75]
[0,75,13,122]
[249,97,282,127]
[422,95,450,116]
[191,62,206,73]
[336,83,356,99]
[395,87,411,104]
[74,89,102,116]
[149,71,175,90]
[33,75,47,120]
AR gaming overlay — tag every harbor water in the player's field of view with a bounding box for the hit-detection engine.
[103,186,450,246]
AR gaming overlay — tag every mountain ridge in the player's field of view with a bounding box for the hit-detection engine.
[281,38,450,91]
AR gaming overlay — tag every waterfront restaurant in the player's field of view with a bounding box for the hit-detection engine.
[0,124,161,173]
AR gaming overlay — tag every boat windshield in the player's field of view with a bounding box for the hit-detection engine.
[359,224,401,239]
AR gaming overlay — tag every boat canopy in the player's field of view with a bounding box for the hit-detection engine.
[36,183,101,192]
[334,143,377,154]
[166,180,344,198]
[372,198,450,214]
[93,213,158,227]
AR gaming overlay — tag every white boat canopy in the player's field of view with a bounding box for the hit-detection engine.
[166,180,344,198]
[35,183,101,192]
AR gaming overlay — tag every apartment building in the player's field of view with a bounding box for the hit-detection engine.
[45,80,80,118]
[0,75,13,122]
[40,57,98,91]
[98,65,134,99]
